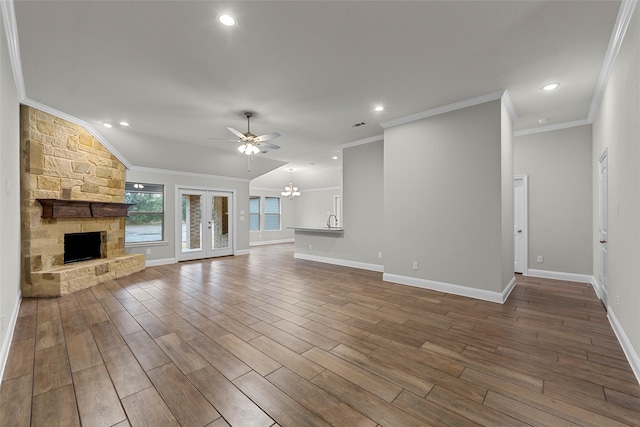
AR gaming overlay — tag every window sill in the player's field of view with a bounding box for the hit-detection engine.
[125,240,169,248]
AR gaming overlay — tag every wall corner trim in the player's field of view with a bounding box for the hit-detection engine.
[608,310,640,386]
[383,273,512,304]
[502,90,518,121]
[294,252,384,273]
[0,295,22,383]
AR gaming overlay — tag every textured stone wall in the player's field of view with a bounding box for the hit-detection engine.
[20,106,140,296]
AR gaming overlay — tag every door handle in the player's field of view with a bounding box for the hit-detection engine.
[599,239,607,243]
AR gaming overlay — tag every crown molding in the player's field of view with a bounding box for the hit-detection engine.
[129,166,251,183]
[514,118,591,137]
[588,0,637,122]
[380,90,506,129]
[340,134,383,149]
[1,0,25,99]
[501,89,518,121]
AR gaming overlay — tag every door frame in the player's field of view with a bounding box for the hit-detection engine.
[514,175,529,275]
[175,186,237,262]
[597,149,608,306]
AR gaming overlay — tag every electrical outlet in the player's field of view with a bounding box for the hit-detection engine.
[146,249,151,255]
[537,256,544,263]
[378,252,383,259]
[412,261,419,270]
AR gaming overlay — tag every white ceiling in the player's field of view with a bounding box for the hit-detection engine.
[12,0,622,189]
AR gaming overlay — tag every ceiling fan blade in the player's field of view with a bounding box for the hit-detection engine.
[254,132,280,142]
[256,142,280,150]
[208,137,241,142]
[227,127,246,140]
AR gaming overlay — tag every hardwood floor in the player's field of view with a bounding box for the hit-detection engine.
[2,243,639,426]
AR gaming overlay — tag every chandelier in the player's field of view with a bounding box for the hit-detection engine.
[281,169,301,199]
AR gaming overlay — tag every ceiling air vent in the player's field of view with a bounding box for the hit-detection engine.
[350,121,367,128]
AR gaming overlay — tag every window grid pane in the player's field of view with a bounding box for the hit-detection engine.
[249,196,261,231]
[264,197,280,230]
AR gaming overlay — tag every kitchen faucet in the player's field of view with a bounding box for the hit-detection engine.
[327,214,338,228]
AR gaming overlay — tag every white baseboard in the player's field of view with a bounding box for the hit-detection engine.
[250,238,294,247]
[590,276,603,301]
[0,295,22,383]
[383,273,516,304]
[608,310,640,385]
[526,269,595,284]
[293,252,384,273]
[145,257,177,267]
[234,249,250,256]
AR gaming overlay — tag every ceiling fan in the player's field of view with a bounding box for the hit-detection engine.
[211,112,281,156]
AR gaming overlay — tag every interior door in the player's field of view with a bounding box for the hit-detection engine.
[514,176,527,274]
[598,151,608,306]
[178,189,233,261]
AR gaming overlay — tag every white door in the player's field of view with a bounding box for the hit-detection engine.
[598,151,608,306]
[514,176,527,274]
[178,189,233,261]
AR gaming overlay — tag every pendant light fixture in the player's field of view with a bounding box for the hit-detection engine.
[281,168,301,199]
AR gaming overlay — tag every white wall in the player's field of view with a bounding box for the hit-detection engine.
[125,169,250,263]
[248,187,295,246]
[294,140,384,269]
[383,99,513,295]
[592,5,640,380]
[292,187,341,228]
[514,125,593,276]
[0,7,22,379]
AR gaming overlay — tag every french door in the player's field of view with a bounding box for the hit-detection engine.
[177,189,233,261]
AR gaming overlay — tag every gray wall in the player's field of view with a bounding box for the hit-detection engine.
[248,187,295,245]
[294,140,384,267]
[0,10,22,376]
[125,169,250,262]
[292,188,340,228]
[384,100,512,292]
[592,6,640,372]
[514,125,593,275]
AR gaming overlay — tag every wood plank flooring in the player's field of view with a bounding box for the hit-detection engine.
[2,243,639,426]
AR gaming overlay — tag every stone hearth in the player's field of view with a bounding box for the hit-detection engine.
[20,106,144,297]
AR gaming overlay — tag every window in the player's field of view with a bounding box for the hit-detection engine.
[125,183,164,243]
[264,197,281,231]
[249,196,261,231]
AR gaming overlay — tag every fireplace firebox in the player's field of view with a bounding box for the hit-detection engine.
[64,232,103,264]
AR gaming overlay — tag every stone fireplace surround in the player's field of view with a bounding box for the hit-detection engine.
[20,106,145,297]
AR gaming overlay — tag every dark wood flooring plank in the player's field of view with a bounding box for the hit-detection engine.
[311,370,426,427]
[147,362,220,426]
[215,333,282,376]
[392,389,482,427]
[233,371,330,427]
[303,347,402,403]
[0,374,32,427]
[123,330,171,371]
[267,366,376,426]
[121,387,180,427]
[102,345,152,399]
[33,343,72,396]
[109,309,144,336]
[2,338,34,381]
[155,332,209,374]
[187,334,252,380]
[189,366,275,427]
[73,364,126,427]
[483,391,580,427]
[66,329,103,373]
[89,320,125,352]
[31,383,80,427]
[248,335,324,380]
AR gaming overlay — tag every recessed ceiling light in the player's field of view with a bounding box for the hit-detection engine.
[538,118,548,124]
[119,121,130,127]
[103,123,113,128]
[332,156,338,160]
[218,14,236,27]
[374,105,384,112]
[542,83,559,91]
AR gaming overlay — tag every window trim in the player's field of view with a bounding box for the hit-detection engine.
[124,182,165,244]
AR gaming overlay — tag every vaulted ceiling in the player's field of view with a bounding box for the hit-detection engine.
[12,1,622,188]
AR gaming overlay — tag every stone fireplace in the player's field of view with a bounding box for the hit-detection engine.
[20,106,145,297]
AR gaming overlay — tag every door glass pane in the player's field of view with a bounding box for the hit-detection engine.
[181,194,203,253]
[212,195,230,250]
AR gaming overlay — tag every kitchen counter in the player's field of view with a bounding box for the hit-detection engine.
[288,226,344,233]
